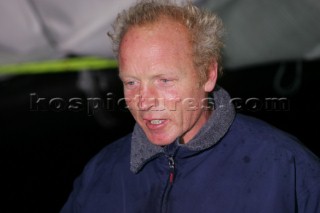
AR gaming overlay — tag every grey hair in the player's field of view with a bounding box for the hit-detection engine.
[108,0,225,82]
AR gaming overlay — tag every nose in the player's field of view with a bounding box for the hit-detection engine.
[138,83,157,111]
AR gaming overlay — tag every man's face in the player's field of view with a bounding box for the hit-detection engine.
[119,18,216,146]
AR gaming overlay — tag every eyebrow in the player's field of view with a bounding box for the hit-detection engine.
[118,73,128,80]
[118,69,179,81]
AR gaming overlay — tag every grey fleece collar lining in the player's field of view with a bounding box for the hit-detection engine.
[130,86,235,173]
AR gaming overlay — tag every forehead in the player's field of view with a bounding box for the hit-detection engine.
[119,17,192,56]
[118,18,195,79]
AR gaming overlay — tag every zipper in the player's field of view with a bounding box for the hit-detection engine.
[160,155,176,213]
[168,156,175,184]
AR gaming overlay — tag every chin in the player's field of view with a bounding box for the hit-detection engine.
[147,136,176,147]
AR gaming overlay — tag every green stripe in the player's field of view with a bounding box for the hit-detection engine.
[0,57,118,75]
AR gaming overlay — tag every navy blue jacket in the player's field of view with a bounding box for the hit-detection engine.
[61,88,320,213]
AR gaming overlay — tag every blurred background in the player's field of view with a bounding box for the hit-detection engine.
[1,0,319,212]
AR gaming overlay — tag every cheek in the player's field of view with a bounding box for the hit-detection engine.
[181,98,200,111]
[161,86,202,111]
[124,89,136,98]
[160,88,180,110]
[124,90,138,111]
[159,86,177,97]
[180,88,207,111]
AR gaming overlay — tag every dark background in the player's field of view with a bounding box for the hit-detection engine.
[1,58,319,213]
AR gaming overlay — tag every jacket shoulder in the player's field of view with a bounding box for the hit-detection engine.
[229,113,320,164]
[232,113,299,144]
[80,133,132,182]
[92,133,131,164]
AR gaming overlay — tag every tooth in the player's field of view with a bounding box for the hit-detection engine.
[151,120,162,124]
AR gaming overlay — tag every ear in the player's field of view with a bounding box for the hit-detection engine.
[203,60,218,92]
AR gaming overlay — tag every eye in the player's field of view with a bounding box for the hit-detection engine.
[158,78,174,87]
[160,79,171,83]
[123,80,138,89]
[126,81,135,85]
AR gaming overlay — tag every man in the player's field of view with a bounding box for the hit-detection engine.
[61,0,320,212]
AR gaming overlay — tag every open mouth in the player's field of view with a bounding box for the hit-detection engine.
[145,119,168,130]
[150,119,164,125]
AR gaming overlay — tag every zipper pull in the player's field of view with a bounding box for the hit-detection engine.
[168,156,175,184]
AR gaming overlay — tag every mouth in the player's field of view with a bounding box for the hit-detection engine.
[150,119,164,125]
[144,119,168,130]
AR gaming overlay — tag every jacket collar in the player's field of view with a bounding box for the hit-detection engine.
[130,86,235,173]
